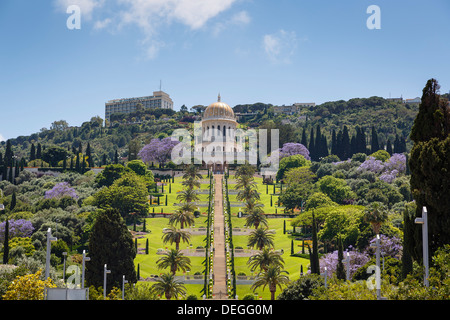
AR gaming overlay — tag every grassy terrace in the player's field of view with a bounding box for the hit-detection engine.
[132,174,310,300]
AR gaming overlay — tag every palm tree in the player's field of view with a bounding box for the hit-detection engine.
[182,164,203,181]
[244,207,268,230]
[151,273,187,300]
[247,248,285,272]
[176,188,199,203]
[156,248,191,275]
[235,162,255,180]
[237,184,260,203]
[247,227,275,251]
[182,177,201,191]
[169,208,195,229]
[162,226,191,250]
[182,164,202,190]
[251,266,290,300]
[363,201,389,234]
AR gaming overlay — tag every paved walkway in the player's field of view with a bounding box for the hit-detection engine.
[212,174,228,300]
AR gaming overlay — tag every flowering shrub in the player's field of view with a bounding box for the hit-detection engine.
[358,153,406,183]
[138,137,180,166]
[0,219,34,242]
[278,143,311,161]
[44,182,78,199]
[365,234,402,258]
[319,247,370,279]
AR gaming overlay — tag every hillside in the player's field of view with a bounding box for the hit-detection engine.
[0,96,418,166]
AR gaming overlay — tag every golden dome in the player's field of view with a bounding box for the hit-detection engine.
[203,94,235,120]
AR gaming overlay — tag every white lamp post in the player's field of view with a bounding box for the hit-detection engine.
[375,234,381,300]
[81,250,90,288]
[415,206,429,287]
[62,252,67,283]
[122,275,128,300]
[342,251,350,281]
[104,264,111,299]
[45,228,57,279]
[0,189,4,211]
[321,267,328,288]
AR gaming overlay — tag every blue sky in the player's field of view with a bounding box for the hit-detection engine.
[1,0,450,141]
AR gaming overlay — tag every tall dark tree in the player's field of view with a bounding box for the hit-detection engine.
[315,126,322,159]
[4,140,13,168]
[86,142,93,167]
[386,139,393,155]
[2,219,9,264]
[30,143,36,161]
[114,150,119,164]
[341,126,351,160]
[86,208,137,291]
[410,78,450,142]
[301,127,308,148]
[331,129,337,156]
[370,126,380,154]
[409,78,450,261]
[308,128,315,161]
[309,211,320,275]
[356,126,367,154]
[36,143,42,160]
[336,237,346,280]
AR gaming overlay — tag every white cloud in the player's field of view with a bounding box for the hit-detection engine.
[263,29,298,64]
[212,10,250,36]
[54,0,239,59]
[54,0,105,20]
[93,18,112,30]
[0,134,5,142]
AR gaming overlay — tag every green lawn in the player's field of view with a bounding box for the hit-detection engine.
[132,174,309,300]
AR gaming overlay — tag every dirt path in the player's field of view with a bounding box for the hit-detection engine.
[212,174,228,300]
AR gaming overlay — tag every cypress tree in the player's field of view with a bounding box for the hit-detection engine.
[10,190,16,212]
[114,150,119,164]
[75,154,80,172]
[310,211,320,275]
[2,219,9,264]
[30,143,36,161]
[370,126,380,153]
[336,130,343,160]
[401,204,414,279]
[336,237,346,280]
[409,78,450,259]
[315,126,322,159]
[386,139,393,155]
[86,208,137,290]
[301,127,308,147]
[309,128,315,161]
[341,126,351,160]
[331,129,337,156]
[36,143,42,160]
[86,142,93,167]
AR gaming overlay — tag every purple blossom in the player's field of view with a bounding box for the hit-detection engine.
[332,159,351,166]
[0,219,34,242]
[365,234,402,258]
[138,137,180,165]
[277,143,311,161]
[384,153,406,173]
[357,156,385,173]
[45,182,78,199]
[379,170,399,184]
[358,153,406,183]
[318,247,371,278]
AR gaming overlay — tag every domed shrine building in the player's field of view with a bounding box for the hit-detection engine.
[194,95,244,173]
